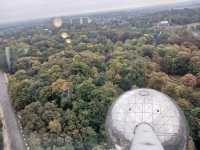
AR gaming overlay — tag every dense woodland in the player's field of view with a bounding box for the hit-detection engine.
[0,7,200,150]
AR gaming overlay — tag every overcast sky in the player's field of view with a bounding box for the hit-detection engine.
[0,0,190,24]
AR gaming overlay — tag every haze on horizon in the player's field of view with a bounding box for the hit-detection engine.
[0,0,191,24]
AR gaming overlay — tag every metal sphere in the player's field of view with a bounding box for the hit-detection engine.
[52,17,63,28]
[106,88,188,150]
[60,32,69,39]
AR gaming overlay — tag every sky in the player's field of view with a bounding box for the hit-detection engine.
[0,0,191,24]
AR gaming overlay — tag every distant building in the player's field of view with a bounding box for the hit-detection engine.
[71,18,81,25]
[70,17,92,25]
[81,17,88,25]
[43,28,49,31]
[157,20,170,28]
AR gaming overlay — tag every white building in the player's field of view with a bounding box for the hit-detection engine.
[157,20,170,28]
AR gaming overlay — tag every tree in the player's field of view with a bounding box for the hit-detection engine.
[20,102,45,132]
[119,61,145,91]
[181,74,197,87]
[148,72,169,91]
[41,102,61,124]
[81,127,98,149]
[48,119,62,134]
[142,45,154,59]
[161,55,190,75]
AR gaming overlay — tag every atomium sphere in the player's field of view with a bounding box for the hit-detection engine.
[65,39,71,44]
[106,88,188,150]
[52,17,63,28]
[60,32,69,39]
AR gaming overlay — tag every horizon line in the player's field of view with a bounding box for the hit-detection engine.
[0,0,197,26]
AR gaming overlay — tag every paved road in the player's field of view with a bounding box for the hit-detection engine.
[0,71,26,150]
